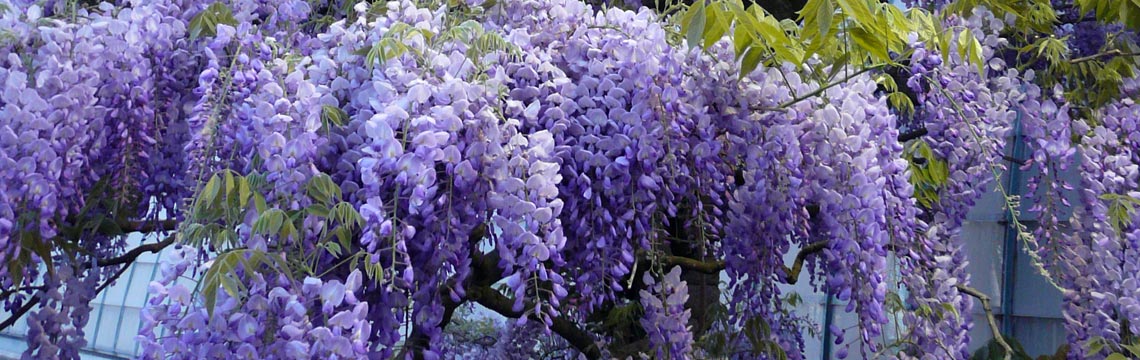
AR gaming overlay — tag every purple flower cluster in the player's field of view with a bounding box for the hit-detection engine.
[139,247,372,358]
[490,2,701,313]
[896,8,1029,358]
[687,37,915,357]
[1053,98,1140,356]
[639,266,693,359]
[0,1,201,357]
[24,265,103,358]
[305,3,525,356]
[135,1,378,357]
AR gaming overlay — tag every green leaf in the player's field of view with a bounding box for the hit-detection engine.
[824,52,850,81]
[306,173,342,205]
[321,105,349,131]
[940,302,960,320]
[797,0,833,52]
[1124,342,1140,357]
[906,140,949,208]
[223,170,236,194]
[363,254,385,283]
[938,27,952,63]
[322,241,343,257]
[850,27,889,61]
[213,229,239,250]
[201,250,245,319]
[1085,336,1106,355]
[279,213,299,241]
[752,13,788,48]
[198,174,222,209]
[885,291,904,312]
[331,202,364,229]
[187,12,208,40]
[364,36,410,70]
[686,1,708,49]
[252,193,268,214]
[252,209,287,237]
[1101,193,1140,234]
[246,171,267,191]
[181,223,207,247]
[188,2,237,40]
[836,0,874,28]
[703,5,728,50]
[1106,353,1129,360]
[237,177,251,209]
[334,227,353,254]
[882,4,911,52]
[7,253,24,287]
[219,173,247,211]
[733,22,755,58]
[909,10,937,44]
[308,203,331,218]
[956,28,985,75]
[887,92,914,116]
[22,231,52,272]
[875,73,897,92]
[739,46,765,78]
[1124,2,1140,30]
[969,38,985,75]
[816,0,834,41]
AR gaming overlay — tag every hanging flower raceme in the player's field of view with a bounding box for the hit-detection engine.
[140,246,372,358]
[1057,98,1140,356]
[0,1,198,358]
[138,3,372,358]
[490,0,704,316]
[696,36,914,357]
[895,8,1031,358]
[259,1,579,356]
[640,266,693,359]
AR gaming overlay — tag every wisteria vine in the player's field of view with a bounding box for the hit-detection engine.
[2,0,1140,359]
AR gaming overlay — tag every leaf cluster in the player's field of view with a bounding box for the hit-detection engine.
[356,14,520,78]
[676,0,991,115]
[904,140,950,209]
[184,170,378,318]
[677,0,982,76]
[1101,193,1140,235]
[1085,336,1140,359]
[1076,0,1140,32]
[188,2,238,40]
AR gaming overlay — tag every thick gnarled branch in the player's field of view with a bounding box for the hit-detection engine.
[97,235,177,267]
[898,128,929,143]
[780,240,828,284]
[659,254,724,274]
[648,239,827,285]
[120,219,179,233]
[405,223,603,359]
[403,225,487,359]
[467,285,603,359]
